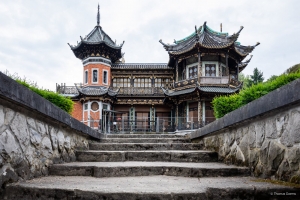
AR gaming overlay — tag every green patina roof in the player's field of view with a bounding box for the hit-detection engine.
[175,24,228,44]
[205,25,228,36]
[175,27,201,44]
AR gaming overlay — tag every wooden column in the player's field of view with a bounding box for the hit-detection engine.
[226,54,229,81]
[175,104,179,130]
[198,100,202,124]
[237,64,239,81]
[175,59,178,82]
[198,52,202,82]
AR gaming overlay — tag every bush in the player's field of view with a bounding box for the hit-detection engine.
[15,79,74,114]
[212,72,300,118]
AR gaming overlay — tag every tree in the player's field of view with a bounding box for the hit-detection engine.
[248,67,264,86]
[239,73,251,89]
[267,75,278,82]
[285,63,300,74]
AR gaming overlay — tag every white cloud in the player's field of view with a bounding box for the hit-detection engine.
[0,0,299,91]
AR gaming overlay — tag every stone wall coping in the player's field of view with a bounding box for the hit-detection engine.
[0,72,101,139]
[191,78,300,139]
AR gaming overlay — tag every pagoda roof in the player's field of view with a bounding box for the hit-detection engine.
[75,85,119,97]
[68,5,124,62]
[159,22,259,59]
[238,55,253,72]
[161,85,241,97]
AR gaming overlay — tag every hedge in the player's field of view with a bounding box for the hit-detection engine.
[212,72,300,118]
[16,79,74,114]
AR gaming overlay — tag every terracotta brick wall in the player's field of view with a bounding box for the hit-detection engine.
[83,63,111,86]
[72,101,82,121]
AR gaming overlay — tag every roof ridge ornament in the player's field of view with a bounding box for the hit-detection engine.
[97,4,100,26]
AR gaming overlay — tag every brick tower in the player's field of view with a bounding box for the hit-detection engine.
[68,4,124,131]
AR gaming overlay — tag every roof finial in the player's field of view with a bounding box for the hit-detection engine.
[97,4,100,26]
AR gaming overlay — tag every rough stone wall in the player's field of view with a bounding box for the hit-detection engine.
[0,72,101,193]
[200,104,300,183]
[0,103,89,192]
[191,79,300,183]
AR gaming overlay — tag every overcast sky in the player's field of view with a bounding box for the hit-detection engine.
[0,0,299,91]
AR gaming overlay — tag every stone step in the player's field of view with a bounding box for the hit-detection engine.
[76,150,218,162]
[49,161,250,178]
[103,134,188,138]
[5,176,299,200]
[89,143,203,151]
[98,138,191,143]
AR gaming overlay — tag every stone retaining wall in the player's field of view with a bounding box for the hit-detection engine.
[191,79,300,183]
[0,72,100,192]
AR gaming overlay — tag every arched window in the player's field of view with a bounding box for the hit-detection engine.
[103,70,108,84]
[92,69,98,83]
[84,70,88,84]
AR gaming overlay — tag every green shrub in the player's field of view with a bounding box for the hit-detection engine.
[212,93,242,119]
[212,72,300,118]
[16,79,74,114]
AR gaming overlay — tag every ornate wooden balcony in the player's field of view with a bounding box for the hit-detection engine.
[56,84,79,95]
[112,87,164,96]
[174,76,229,88]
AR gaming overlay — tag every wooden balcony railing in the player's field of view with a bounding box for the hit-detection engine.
[112,87,164,96]
[174,76,229,88]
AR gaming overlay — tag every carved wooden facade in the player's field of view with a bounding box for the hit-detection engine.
[57,7,259,132]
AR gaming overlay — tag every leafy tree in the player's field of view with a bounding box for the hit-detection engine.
[285,63,300,74]
[267,75,279,82]
[239,73,251,89]
[248,67,264,86]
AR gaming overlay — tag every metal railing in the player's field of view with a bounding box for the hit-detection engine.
[89,116,213,134]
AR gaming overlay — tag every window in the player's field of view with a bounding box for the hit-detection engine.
[84,70,88,84]
[113,78,130,87]
[91,102,99,111]
[134,78,151,87]
[205,64,216,77]
[83,103,88,110]
[92,69,98,83]
[103,70,108,84]
[103,104,108,110]
[161,78,171,88]
[155,78,161,87]
[188,65,198,79]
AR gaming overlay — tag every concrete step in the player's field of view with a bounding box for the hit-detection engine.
[49,161,250,178]
[76,150,218,162]
[5,176,299,200]
[89,143,203,151]
[99,138,191,143]
[104,134,188,138]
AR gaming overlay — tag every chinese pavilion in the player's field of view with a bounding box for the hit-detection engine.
[57,6,259,133]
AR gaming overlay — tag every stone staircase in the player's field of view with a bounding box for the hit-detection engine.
[4,134,299,199]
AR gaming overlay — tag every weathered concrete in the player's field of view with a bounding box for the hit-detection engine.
[99,138,191,143]
[76,150,218,162]
[49,161,250,177]
[0,73,100,193]
[190,79,300,183]
[89,142,204,151]
[4,176,300,200]
[104,134,189,138]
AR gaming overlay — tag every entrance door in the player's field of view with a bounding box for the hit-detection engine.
[205,101,215,124]
[136,112,149,131]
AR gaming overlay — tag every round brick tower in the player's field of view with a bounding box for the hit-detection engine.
[68,4,124,132]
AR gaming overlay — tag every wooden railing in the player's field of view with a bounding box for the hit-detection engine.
[112,87,164,96]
